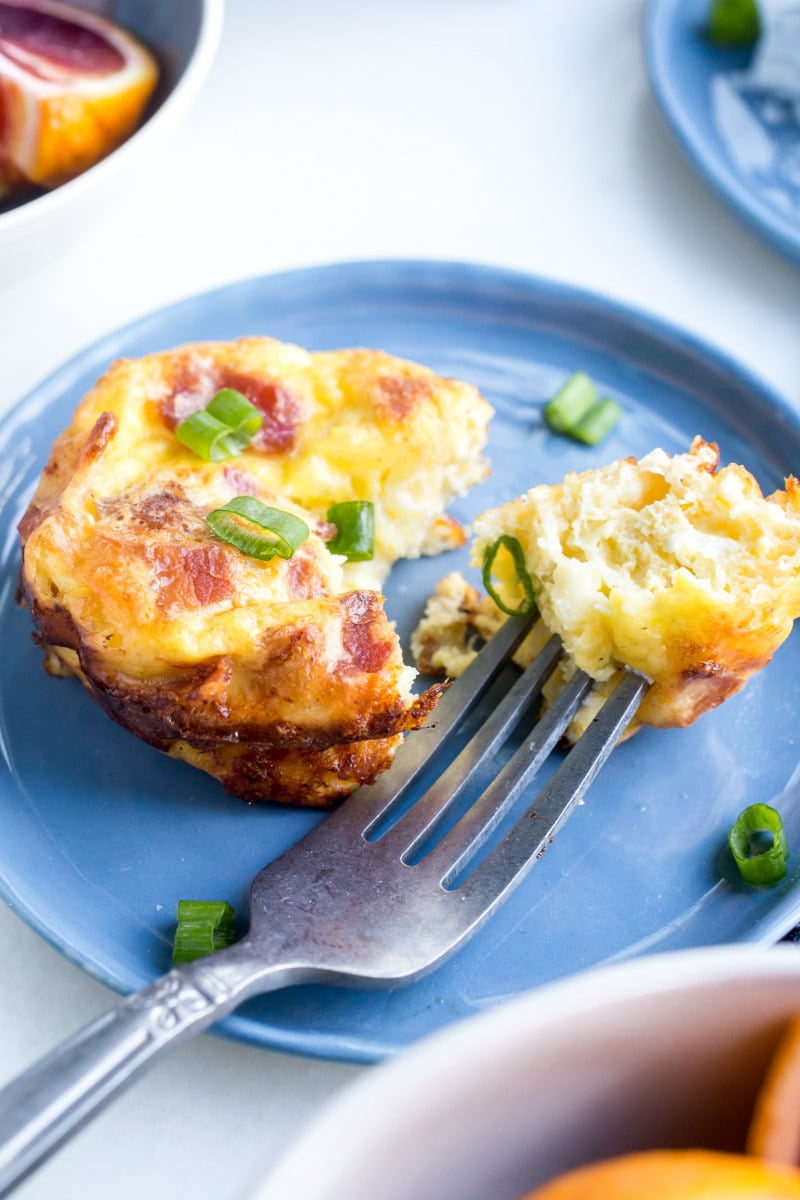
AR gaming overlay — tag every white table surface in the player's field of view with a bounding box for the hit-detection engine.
[1,1,800,1197]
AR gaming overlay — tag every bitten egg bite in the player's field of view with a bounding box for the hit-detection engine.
[413,438,800,740]
[18,336,493,806]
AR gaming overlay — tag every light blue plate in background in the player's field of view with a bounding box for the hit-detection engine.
[2,259,800,1064]
[645,0,800,265]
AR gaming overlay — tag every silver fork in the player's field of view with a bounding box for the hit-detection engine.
[0,613,648,1196]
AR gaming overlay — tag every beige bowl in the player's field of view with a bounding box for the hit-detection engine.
[252,945,800,1200]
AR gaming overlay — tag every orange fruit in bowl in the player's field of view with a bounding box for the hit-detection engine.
[0,0,158,190]
[747,1013,800,1166]
[521,1149,800,1199]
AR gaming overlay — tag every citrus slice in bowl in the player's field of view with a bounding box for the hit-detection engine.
[522,1149,800,1199]
[0,0,158,189]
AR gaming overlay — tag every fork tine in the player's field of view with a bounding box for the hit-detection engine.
[452,669,650,917]
[372,634,564,858]
[332,609,539,832]
[414,665,595,880]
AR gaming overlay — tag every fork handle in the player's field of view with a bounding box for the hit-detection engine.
[0,941,298,1197]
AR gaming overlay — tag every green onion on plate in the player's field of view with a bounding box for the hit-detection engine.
[728,803,788,886]
[543,371,597,434]
[708,0,760,46]
[172,900,237,965]
[572,397,625,446]
[543,371,623,446]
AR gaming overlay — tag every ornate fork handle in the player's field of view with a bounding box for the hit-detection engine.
[0,941,302,1198]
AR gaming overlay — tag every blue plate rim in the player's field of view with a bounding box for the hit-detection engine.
[4,255,800,442]
[3,256,800,1062]
[643,0,800,267]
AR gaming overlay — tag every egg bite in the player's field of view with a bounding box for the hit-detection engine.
[413,438,800,740]
[18,337,493,806]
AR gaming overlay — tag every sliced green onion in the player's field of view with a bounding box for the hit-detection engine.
[175,409,240,463]
[206,496,309,561]
[176,388,263,462]
[482,534,536,617]
[543,372,623,446]
[327,500,375,561]
[206,388,263,443]
[172,900,237,965]
[728,803,788,886]
[544,371,598,434]
[708,0,760,45]
[572,397,624,446]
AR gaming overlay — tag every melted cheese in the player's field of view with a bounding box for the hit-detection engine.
[19,337,490,805]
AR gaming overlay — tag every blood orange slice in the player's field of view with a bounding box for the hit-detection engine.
[0,0,158,190]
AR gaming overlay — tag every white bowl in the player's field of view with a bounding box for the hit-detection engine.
[0,0,223,275]
[252,945,800,1200]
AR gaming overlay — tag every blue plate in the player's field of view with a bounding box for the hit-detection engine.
[645,0,800,265]
[2,260,800,1064]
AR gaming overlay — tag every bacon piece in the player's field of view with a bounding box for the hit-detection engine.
[286,550,329,600]
[147,543,235,615]
[339,592,393,675]
[218,368,300,454]
[78,411,117,467]
[158,357,213,427]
